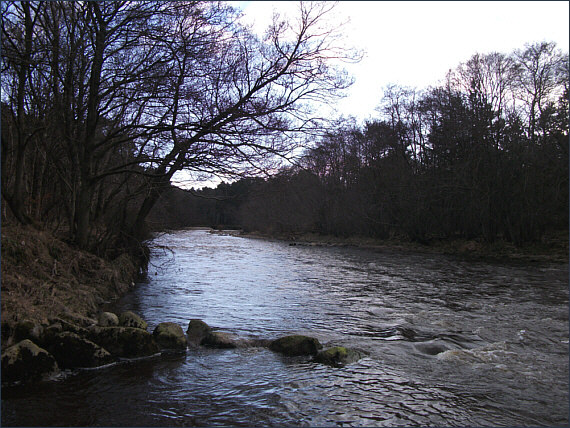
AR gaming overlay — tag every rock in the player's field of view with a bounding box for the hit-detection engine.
[87,326,159,358]
[200,331,237,349]
[98,312,119,327]
[45,322,63,335]
[50,317,89,337]
[13,320,44,344]
[39,322,64,348]
[46,332,115,369]
[58,313,97,327]
[1,339,59,384]
[414,342,449,356]
[242,338,272,348]
[269,335,322,356]
[314,346,364,367]
[153,322,187,350]
[186,319,212,344]
[118,311,148,330]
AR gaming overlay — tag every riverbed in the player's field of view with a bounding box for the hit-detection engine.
[2,229,568,426]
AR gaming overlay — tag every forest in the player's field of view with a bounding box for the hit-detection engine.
[151,41,569,246]
[1,1,357,258]
[1,1,568,259]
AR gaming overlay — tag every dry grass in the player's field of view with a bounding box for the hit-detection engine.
[1,224,138,343]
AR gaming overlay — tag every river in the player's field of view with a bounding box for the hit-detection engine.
[2,229,568,426]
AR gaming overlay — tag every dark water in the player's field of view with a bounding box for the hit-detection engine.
[2,229,568,426]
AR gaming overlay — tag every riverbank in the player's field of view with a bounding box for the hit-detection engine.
[1,224,140,349]
[225,229,569,264]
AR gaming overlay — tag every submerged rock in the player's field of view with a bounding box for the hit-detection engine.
[186,319,212,344]
[47,332,114,369]
[87,326,159,358]
[269,335,322,356]
[242,338,272,348]
[98,312,119,327]
[118,311,148,330]
[200,331,237,349]
[314,346,364,367]
[1,339,59,384]
[153,322,187,350]
[414,342,449,356]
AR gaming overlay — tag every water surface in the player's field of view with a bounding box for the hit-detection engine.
[2,229,568,426]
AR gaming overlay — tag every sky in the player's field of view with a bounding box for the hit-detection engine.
[231,1,570,123]
[176,1,569,188]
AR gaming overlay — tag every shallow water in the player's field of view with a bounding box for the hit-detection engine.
[2,229,568,426]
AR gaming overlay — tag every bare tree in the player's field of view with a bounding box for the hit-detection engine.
[1,1,358,250]
[512,41,568,143]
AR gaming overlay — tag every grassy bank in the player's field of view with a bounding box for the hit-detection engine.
[233,230,569,264]
[1,224,140,348]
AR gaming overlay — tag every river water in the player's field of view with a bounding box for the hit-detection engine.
[2,229,568,426]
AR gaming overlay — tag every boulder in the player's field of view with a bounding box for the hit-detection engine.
[153,322,187,350]
[45,322,63,335]
[39,322,64,348]
[118,311,148,330]
[13,320,44,344]
[200,331,237,349]
[314,346,364,367]
[46,332,115,369]
[186,319,212,344]
[269,335,322,356]
[98,312,119,327]
[49,317,89,337]
[1,339,59,384]
[87,326,159,358]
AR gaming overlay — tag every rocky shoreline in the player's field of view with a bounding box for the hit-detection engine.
[1,225,141,340]
[2,311,364,386]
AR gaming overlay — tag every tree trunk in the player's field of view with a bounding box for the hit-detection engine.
[131,175,171,240]
[74,179,92,249]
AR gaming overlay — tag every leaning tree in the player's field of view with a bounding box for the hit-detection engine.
[1,1,360,251]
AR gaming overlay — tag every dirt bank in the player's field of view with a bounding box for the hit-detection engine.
[1,224,140,348]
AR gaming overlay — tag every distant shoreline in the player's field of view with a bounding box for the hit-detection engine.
[212,229,569,264]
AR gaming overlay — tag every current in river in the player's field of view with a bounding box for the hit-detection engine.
[2,229,568,426]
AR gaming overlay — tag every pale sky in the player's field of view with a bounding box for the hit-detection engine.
[231,1,570,123]
[176,1,569,188]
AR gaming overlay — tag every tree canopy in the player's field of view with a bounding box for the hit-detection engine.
[1,1,358,253]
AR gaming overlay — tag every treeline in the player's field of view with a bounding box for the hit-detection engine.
[165,42,569,245]
[1,1,353,257]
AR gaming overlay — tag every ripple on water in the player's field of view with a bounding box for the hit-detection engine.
[2,229,568,427]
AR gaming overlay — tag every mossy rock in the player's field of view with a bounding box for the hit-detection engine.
[314,346,364,367]
[1,339,59,384]
[87,326,159,358]
[13,320,44,344]
[186,319,212,344]
[269,335,322,356]
[98,312,119,327]
[118,311,148,330]
[46,332,115,369]
[200,331,237,349]
[49,317,90,337]
[153,322,187,350]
